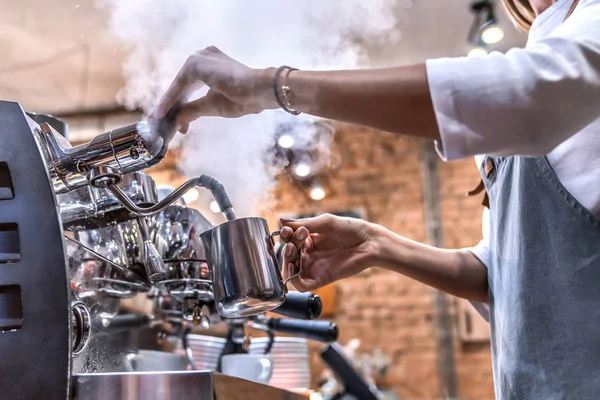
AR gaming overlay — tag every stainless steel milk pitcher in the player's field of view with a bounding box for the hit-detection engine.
[200,217,302,318]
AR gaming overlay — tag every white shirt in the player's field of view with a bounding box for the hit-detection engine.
[426,0,600,220]
[425,0,600,319]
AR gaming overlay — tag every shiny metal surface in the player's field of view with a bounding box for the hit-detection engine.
[34,121,157,194]
[71,302,92,355]
[118,219,144,273]
[107,180,196,217]
[200,217,286,318]
[87,165,122,188]
[72,372,213,400]
[150,204,213,261]
[137,217,167,282]
[66,220,153,299]
[70,371,306,400]
[106,175,236,222]
[152,295,186,323]
[59,172,159,230]
[149,205,214,304]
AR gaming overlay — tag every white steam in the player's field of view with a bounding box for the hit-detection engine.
[100,0,409,216]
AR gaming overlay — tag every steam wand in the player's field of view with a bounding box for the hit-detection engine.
[86,166,236,221]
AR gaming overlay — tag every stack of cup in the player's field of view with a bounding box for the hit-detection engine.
[186,334,226,371]
[248,337,311,390]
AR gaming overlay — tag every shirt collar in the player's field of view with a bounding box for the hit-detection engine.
[527,0,575,44]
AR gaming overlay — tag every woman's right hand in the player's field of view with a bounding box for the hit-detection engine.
[152,46,277,132]
[279,214,378,292]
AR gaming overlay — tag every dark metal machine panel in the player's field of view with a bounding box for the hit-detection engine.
[0,101,71,399]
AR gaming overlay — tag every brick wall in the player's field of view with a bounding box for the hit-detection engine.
[262,124,495,399]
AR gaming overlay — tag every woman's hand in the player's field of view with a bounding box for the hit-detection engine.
[152,46,276,132]
[279,214,377,292]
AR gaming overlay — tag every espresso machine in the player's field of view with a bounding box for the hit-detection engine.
[0,100,337,400]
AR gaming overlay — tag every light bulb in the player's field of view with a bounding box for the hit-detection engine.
[209,201,220,214]
[277,134,295,149]
[309,185,326,201]
[182,188,199,204]
[481,24,504,44]
[468,47,488,58]
[294,163,311,178]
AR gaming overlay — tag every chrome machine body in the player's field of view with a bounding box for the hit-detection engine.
[0,101,309,399]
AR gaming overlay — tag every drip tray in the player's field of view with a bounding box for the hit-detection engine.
[71,371,308,400]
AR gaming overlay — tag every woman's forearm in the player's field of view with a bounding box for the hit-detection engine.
[263,65,440,140]
[368,224,488,302]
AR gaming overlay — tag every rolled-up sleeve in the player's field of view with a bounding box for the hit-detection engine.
[426,1,600,161]
[466,207,492,322]
[467,240,491,322]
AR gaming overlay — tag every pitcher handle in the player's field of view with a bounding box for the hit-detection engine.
[124,353,137,372]
[258,357,273,384]
[271,231,303,287]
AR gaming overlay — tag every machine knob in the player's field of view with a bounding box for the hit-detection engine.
[272,291,323,320]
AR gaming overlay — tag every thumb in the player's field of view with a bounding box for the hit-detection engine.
[177,90,223,123]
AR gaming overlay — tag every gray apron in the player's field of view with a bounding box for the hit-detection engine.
[477,155,600,399]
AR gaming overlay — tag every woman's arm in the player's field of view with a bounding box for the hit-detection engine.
[369,224,489,302]
[156,2,600,160]
[154,50,438,140]
[276,65,440,141]
[279,215,488,302]
[276,1,600,159]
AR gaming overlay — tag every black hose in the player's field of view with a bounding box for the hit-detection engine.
[196,175,234,216]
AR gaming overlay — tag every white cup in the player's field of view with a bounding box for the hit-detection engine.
[221,354,273,384]
[124,350,189,372]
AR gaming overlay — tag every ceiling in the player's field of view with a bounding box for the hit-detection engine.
[0,0,526,116]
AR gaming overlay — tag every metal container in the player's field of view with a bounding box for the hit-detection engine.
[200,217,286,318]
[65,218,154,300]
[32,119,173,194]
[70,371,308,400]
[150,204,213,262]
[59,172,158,230]
[150,205,214,302]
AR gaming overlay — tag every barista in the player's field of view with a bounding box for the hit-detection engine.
[152,0,600,398]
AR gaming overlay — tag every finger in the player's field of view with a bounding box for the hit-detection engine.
[282,261,294,281]
[279,226,294,243]
[282,242,298,271]
[178,122,190,134]
[284,262,310,285]
[280,214,335,233]
[153,59,195,118]
[289,273,318,292]
[156,80,206,122]
[176,90,245,122]
[290,226,309,251]
[202,45,221,54]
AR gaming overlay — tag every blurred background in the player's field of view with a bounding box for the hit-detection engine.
[0,0,526,398]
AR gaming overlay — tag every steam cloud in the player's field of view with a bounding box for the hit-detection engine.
[100,0,409,216]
